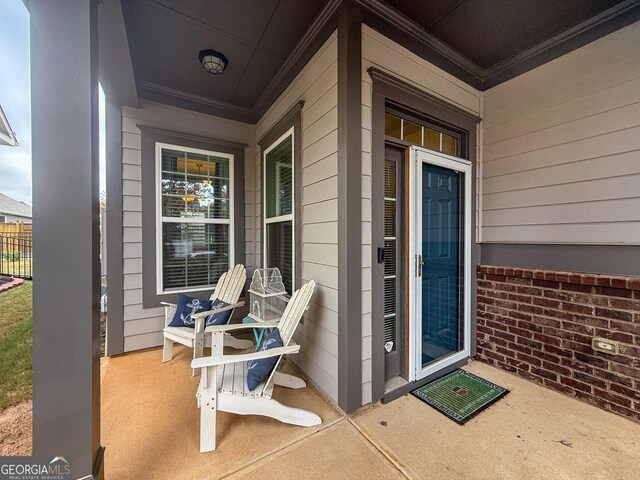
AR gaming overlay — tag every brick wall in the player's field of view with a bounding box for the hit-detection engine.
[476,265,640,422]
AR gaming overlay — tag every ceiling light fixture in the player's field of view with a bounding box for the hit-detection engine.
[198,49,228,75]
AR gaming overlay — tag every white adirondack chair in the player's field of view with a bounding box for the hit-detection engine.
[162,264,253,375]
[191,280,320,453]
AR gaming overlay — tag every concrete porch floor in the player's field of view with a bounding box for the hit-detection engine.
[101,346,640,480]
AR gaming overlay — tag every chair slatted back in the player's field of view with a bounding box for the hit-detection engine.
[210,264,246,304]
[261,281,315,395]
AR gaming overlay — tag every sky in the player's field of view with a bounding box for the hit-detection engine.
[0,0,106,206]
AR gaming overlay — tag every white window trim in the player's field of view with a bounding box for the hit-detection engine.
[155,142,235,295]
[263,127,295,290]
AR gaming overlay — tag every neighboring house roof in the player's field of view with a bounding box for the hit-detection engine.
[0,104,18,146]
[0,192,31,219]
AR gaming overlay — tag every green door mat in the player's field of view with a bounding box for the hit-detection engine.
[411,369,509,425]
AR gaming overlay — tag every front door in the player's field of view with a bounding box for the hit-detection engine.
[411,147,471,380]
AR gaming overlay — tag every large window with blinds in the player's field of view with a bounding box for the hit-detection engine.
[156,143,234,293]
[264,129,294,294]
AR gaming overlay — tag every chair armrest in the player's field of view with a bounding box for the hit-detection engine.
[191,301,245,320]
[191,343,300,369]
[161,302,176,307]
[204,320,279,334]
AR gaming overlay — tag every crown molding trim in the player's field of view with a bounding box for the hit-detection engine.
[137,81,257,123]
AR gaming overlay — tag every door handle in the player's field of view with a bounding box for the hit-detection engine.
[416,254,425,277]
[377,247,385,264]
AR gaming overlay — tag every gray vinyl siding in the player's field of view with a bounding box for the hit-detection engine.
[361,25,481,405]
[254,31,339,403]
[482,21,640,245]
[120,100,254,352]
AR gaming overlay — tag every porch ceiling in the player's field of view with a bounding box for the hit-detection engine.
[120,0,640,122]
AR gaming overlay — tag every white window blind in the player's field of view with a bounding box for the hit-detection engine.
[156,144,234,293]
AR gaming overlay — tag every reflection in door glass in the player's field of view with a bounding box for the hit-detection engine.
[421,162,464,367]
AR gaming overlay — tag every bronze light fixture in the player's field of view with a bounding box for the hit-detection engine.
[198,49,228,75]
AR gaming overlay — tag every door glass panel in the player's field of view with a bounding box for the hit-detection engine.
[421,162,463,367]
[384,114,402,139]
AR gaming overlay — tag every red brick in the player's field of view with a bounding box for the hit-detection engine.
[595,277,612,287]
[532,297,561,309]
[609,404,640,422]
[611,277,628,289]
[609,320,640,336]
[573,371,606,388]
[505,357,530,371]
[594,329,633,343]
[567,274,582,284]
[572,333,593,346]
[591,368,634,387]
[494,330,515,342]
[594,286,632,298]
[508,341,532,356]
[521,269,534,279]
[562,283,594,294]
[517,319,543,334]
[531,367,558,381]
[533,279,560,289]
[593,388,632,408]
[560,377,592,393]
[626,278,640,290]
[508,326,533,339]
[532,332,562,347]
[486,274,507,282]
[560,357,594,374]
[507,293,533,303]
[544,344,572,359]
[516,336,543,350]
[533,270,546,279]
[542,361,570,376]
[561,321,594,335]
[516,352,542,367]
[516,286,543,296]
[610,383,640,402]
[518,304,544,315]
[544,290,575,301]
[610,363,640,380]
[483,350,506,363]
[506,276,531,285]
[564,303,595,315]
[575,352,609,368]
[543,378,575,395]
[555,273,570,283]
[596,307,633,322]
[608,297,640,310]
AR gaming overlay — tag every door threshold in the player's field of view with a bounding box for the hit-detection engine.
[384,375,408,394]
[381,357,469,404]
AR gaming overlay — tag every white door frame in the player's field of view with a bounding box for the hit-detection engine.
[408,146,472,381]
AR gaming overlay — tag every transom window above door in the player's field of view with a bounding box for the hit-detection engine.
[384,113,459,157]
[156,143,234,294]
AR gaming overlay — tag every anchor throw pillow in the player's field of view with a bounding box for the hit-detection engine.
[168,293,213,328]
[246,328,283,391]
[205,298,233,327]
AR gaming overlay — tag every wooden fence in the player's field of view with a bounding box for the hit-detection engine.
[0,223,32,234]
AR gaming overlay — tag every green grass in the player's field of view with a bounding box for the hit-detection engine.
[0,282,32,410]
